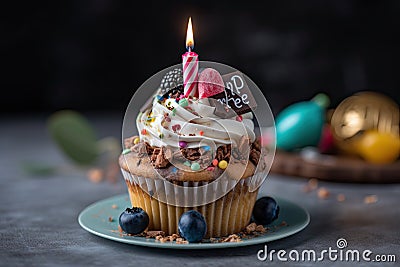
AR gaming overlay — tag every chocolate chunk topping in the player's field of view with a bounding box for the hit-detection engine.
[150,147,170,168]
[216,144,231,162]
[172,149,186,161]
[130,142,149,157]
[181,148,201,161]
[164,148,173,160]
[123,135,265,170]
[249,149,261,166]
[249,138,263,166]
[145,142,154,154]
[252,138,261,152]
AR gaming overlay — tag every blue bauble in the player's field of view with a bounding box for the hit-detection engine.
[276,94,329,151]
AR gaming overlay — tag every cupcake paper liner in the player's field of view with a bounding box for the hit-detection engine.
[121,169,263,237]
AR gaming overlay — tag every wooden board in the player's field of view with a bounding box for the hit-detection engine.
[270,150,400,183]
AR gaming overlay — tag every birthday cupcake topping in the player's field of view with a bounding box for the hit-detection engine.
[123,65,263,172]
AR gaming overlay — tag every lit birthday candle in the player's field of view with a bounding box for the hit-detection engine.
[182,17,199,98]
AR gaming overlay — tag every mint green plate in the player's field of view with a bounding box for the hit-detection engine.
[78,194,309,249]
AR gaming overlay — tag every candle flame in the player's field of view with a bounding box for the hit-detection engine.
[185,17,194,51]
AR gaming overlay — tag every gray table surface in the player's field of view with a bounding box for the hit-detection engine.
[1,114,399,267]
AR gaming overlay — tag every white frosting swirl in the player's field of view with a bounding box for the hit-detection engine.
[137,95,255,149]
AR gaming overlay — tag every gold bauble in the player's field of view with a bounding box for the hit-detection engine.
[330,91,399,155]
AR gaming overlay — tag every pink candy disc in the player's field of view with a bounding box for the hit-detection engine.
[198,68,225,99]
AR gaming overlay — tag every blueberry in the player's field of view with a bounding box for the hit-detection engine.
[252,197,280,225]
[178,210,207,243]
[119,207,149,235]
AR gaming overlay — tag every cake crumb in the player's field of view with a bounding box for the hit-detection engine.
[245,222,257,234]
[146,231,165,238]
[176,238,189,244]
[337,194,346,202]
[160,234,180,242]
[280,221,288,226]
[139,221,272,244]
[303,178,319,192]
[222,234,242,242]
[170,233,179,241]
[87,168,103,183]
[151,231,182,243]
[111,204,118,209]
[364,195,378,204]
[317,187,330,199]
[255,225,267,233]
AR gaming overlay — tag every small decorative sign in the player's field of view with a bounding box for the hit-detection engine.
[209,71,257,118]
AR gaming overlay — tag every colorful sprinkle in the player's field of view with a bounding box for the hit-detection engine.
[172,108,177,115]
[236,115,243,122]
[122,148,131,155]
[156,95,164,101]
[133,137,140,145]
[199,131,204,136]
[159,133,164,139]
[179,98,189,107]
[218,160,228,169]
[206,166,215,171]
[191,162,200,171]
[179,141,187,148]
[212,159,219,167]
[184,161,191,167]
[172,167,178,173]
[203,146,210,151]
[141,129,147,135]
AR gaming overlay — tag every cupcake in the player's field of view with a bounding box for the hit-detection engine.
[119,63,274,238]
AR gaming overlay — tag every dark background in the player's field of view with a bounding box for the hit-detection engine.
[2,0,400,116]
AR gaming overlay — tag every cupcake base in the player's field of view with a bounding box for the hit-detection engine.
[122,170,258,238]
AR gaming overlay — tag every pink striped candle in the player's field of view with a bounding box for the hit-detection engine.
[182,51,198,97]
[182,17,199,97]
